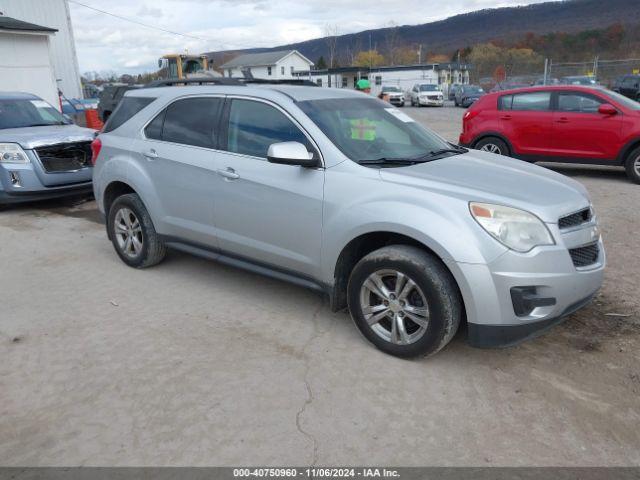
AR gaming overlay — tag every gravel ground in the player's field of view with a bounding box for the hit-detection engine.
[0,105,639,467]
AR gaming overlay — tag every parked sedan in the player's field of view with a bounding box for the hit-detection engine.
[409,84,444,107]
[378,85,405,106]
[454,85,485,107]
[458,85,640,183]
[0,92,95,205]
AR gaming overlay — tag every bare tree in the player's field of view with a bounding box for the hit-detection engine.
[384,21,400,65]
[324,23,340,68]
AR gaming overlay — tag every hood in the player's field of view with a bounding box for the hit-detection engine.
[378,150,590,223]
[0,124,96,149]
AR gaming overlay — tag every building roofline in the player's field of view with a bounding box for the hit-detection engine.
[0,15,57,33]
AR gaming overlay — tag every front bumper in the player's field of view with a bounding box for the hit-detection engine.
[0,157,93,205]
[389,97,405,106]
[418,97,444,106]
[448,234,605,348]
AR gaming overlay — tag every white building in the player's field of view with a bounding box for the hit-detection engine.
[296,63,470,97]
[0,15,59,108]
[0,0,82,99]
[219,50,314,79]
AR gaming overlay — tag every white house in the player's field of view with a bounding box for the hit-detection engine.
[0,15,60,108]
[0,0,83,99]
[219,50,314,79]
[296,63,470,97]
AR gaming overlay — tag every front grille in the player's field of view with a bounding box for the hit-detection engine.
[569,243,599,268]
[427,95,441,100]
[35,142,92,173]
[559,208,592,229]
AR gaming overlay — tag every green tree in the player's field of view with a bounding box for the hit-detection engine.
[316,56,327,69]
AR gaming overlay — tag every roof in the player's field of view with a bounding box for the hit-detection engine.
[220,50,311,69]
[0,91,40,100]
[0,15,57,33]
[127,84,364,103]
[485,85,606,95]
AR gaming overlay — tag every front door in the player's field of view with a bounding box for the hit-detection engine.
[213,98,324,278]
[133,96,224,246]
[551,90,623,161]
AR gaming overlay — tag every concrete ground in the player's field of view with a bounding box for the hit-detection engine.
[1,106,639,467]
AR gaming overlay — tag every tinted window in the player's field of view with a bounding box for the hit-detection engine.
[144,109,165,140]
[227,99,310,158]
[557,92,603,113]
[162,97,222,148]
[506,92,551,111]
[103,97,155,133]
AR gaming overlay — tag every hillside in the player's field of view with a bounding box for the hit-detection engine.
[205,0,640,66]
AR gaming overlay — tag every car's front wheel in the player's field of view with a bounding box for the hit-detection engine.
[475,137,510,156]
[625,146,640,184]
[108,193,167,268]
[347,245,462,358]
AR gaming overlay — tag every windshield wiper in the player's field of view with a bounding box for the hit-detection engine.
[358,158,421,165]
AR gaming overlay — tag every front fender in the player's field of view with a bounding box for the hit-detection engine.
[319,197,507,285]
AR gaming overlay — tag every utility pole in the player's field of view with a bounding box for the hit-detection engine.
[418,44,422,64]
[543,58,549,85]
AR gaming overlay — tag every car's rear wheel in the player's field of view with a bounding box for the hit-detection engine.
[108,193,166,268]
[475,137,510,156]
[625,146,640,184]
[347,245,462,358]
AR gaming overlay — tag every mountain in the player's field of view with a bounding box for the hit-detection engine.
[205,0,640,66]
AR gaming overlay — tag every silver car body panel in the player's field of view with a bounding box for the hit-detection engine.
[93,85,605,341]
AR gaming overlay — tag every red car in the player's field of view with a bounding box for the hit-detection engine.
[459,85,640,183]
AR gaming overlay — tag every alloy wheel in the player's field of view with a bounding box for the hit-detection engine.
[359,269,430,345]
[480,143,502,154]
[114,207,143,258]
[634,153,640,177]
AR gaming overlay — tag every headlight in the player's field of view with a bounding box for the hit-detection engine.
[0,143,29,164]
[470,202,555,253]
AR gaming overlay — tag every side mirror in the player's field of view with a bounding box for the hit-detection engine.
[267,142,319,168]
[598,104,617,115]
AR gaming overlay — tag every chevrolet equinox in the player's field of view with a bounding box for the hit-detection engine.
[92,85,605,358]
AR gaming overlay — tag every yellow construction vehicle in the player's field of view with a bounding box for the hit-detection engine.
[158,54,209,79]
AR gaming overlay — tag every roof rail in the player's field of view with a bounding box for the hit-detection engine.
[143,77,319,89]
[240,79,319,87]
[144,77,244,88]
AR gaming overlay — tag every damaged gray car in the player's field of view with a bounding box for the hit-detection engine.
[0,92,95,205]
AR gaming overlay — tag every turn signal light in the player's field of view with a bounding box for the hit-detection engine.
[90,137,102,166]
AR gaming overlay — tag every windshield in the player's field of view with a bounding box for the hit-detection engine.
[464,86,484,94]
[419,85,439,92]
[382,86,401,92]
[602,89,640,110]
[0,99,67,129]
[298,97,454,164]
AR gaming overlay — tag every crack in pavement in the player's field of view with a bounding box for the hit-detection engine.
[295,296,335,467]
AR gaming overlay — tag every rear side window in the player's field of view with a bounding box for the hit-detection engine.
[226,99,310,158]
[160,97,222,148]
[500,92,551,112]
[103,97,155,133]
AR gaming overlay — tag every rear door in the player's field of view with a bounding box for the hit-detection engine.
[133,95,224,246]
[551,90,623,161]
[212,97,324,277]
[499,91,554,157]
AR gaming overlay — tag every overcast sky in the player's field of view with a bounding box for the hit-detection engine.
[69,0,553,75]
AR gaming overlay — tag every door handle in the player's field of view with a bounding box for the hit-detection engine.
[556,117,570,124]
[217,167,240,180]
[143,149,158,159]
[500,115,512,120]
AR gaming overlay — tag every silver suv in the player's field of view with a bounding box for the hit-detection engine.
[92,84,605,358]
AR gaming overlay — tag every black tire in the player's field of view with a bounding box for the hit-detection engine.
[107,193,166,268]
[625,146,640,184]
[347,245,462,358]
[454,98,459,107]
[474,136,510,156]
